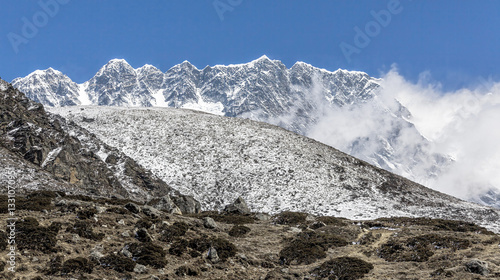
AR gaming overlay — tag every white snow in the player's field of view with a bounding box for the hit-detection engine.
[77,83,91,105]
[41,147,63,168]
[181,89,224,115]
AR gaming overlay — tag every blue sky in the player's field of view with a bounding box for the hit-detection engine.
[1,0,500,90]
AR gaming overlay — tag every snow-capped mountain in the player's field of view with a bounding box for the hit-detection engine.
[11,68,82,107]
[50,106,500,232]
[12,57,448,189]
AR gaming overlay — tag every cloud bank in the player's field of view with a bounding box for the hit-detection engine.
[382,68,500,200]
[308,67,500,203]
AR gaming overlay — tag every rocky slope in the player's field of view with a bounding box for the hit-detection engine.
[50,106,500,233]
[0,191,499,280]
[0,79,198,211]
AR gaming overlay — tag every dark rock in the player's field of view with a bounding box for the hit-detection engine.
[172,195,201,214]
[148,195,181,214]
[224,196,251,215]
[124,202,140,214]
[135,228,152,242]
[142,205,162,219]
[465,259,489,276]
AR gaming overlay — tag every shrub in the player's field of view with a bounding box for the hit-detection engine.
[18,196,54,211]
[61,257,94,274]
[126,242,167,268]
[17,217,58,253]
[378,234,471,262]
[169,238,189,256]
[280,241,326,265]
[100,254,135,272]
[168,236,236,261]
[27,190,62,199]
[228,225,251,237]
[76,208,97,219]
[318,225,362,243]
[211,238,237,260]
[310,257,373,280]
[274,211,308,225]
[67,220,104,241]
[279,231,348,265]
[106,207,130,214]
[0,231,7,251]
[65,194,94,202]
[187,211,255,224]
[44,255,63,275]
[175,265,200,276]
[317,216,347,226]
[375,217,494,235]
[160,222,189,242]
[135,218,153,229]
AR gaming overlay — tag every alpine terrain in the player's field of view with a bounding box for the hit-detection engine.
[1,79,500,279]
[11,57,455,203]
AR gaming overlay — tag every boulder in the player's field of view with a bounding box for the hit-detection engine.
[255,213,271,221]
[203,217,217,229]
[148,195,182,214]
[135,228,152,242]
[207,247,219,263]
[124,202,140,214]
[142,206,162,219]
[171,195,201,214]
[134,263,148,274]
[465,259,489,276]
[224,196,251,215]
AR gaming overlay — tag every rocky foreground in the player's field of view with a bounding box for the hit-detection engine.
[0,191,499,280]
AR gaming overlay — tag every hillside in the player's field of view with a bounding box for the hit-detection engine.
[0,190,498,280]
[50,106,500,233]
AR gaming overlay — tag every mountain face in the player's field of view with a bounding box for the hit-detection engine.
[11,57,450,197]
[50,106,500,232]
[0,79,199,211]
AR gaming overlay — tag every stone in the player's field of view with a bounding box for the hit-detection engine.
[95,206,107,214]
[135,228,153,242]
[224,196,251,215]
[142,205,162,219]
[305,214,316,222]
[134,263,148,274]
[172,195,201,214]
[72,234,80,243]
[255,213,271,221]
[149,195,178,213]
[89,250,105,261]
[203,217,217,229]
[465,259,489,276]
[120,246,133,258]
[310,221,326,229]
[121,231,131,237]
[124,202,140,214]
[207,246,219,263]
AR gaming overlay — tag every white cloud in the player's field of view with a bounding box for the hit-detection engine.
[384,68,500,199]
[318,66,500,201]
